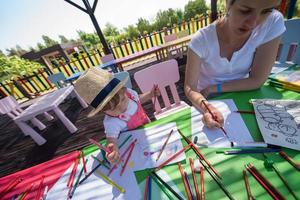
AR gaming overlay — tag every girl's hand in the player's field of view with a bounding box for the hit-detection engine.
[202,104,224,129]
[151,84,161,98]
[106,143,120,165]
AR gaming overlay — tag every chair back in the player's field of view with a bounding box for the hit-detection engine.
[277,18,300,65]
[134,59,181,114]
[114,71,132,89]
[47,72,67,88]
[164,33,177,43]
[0,96,22,118]
[100,54,115,63]
[176,30,189,38]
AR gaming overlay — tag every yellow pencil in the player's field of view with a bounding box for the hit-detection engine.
[96,169,125,193]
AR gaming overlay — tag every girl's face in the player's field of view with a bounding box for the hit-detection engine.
[104,89,129,116]
[226,0,281,37]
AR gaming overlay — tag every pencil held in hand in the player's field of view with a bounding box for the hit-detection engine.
[89,138,112,154]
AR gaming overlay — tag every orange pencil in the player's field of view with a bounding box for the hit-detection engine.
[156,129,174,161]
[189,158,200,200]
[200,166,205,200]
[178,163,193,200]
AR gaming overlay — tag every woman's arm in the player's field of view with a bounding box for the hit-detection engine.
[185,49,224,128]
[204,35,282,95]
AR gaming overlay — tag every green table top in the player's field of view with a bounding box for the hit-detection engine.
[85,84,300,200]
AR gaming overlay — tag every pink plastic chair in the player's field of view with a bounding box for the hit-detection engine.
[100,53,115,63]
[0,96,53,131]
[164,33,183,59]
[163,33,177,43]
[134,59,189,119]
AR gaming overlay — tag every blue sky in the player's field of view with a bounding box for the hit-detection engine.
[0,0,195,53]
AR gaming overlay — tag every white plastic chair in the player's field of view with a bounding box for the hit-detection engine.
[134,59,189,119]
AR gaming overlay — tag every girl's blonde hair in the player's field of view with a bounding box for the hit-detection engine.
[102,87,126,111]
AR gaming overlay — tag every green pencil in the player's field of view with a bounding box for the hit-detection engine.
[119,135,133,149]
[91,155,110,169]
[69,159,88,198]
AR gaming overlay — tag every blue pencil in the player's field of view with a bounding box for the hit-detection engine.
[148,176,152,200]
[184,172,195,200]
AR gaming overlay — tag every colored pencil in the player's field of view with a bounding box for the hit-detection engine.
[245,163,284,200]
[200,166,205,200]
[91,155,110,169]
[19,183,34,200]
[155,143,192,171]
[151,172,184,200]
[119,135,133,149]
[279,151,300,171]
[178,163,193,200]
[42,186,48,200]
[81,151,88,175]
[243,170,254,200]
[150,173,173,199]
[144,176,149,200]
[89,138,112,154]
[223,148,281,155]
[96,169,125,193]
[234,110,255,114]
[184,172,195,200]
[177,129,221,179]
[34,176,45,200]
[67,156,79,199]
[148,176,152,200]
[79,162,102,185]
[67,156,79,187]
[120,140,136,176]
[189,158,200,200]
[156,129,174,161]
[201,100,229,137]
[69,159,88,198]
[0,177,23,197]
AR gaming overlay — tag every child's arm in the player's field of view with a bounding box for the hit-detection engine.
[106,137,120,164]
[139,84,160,104]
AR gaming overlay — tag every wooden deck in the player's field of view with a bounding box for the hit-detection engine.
[0,58,191,178]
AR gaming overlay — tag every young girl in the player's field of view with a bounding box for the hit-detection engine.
[74,67,160,164]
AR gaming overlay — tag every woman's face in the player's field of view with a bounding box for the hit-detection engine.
[227,0,281,37]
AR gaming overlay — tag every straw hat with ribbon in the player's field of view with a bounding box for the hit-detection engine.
[74,67,128,117]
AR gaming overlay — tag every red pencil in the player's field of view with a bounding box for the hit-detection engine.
[156,129,174,161]
[178,163,192,200]
[189,158,200,200]
[89,138,112,154]
[200,166,205,200]
[34,176,45,200]
[0,177,23,197]
[19,183,34,200]
[144,176,150,200]
[155,143,192,171]
[120,141,136,176]
[81,151,88,175]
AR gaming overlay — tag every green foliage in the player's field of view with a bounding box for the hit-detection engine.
[59,35,70,44]
[0,54,43,82]
[136,18,153,34]
[184,0,208,20]
[153,8,180,30]
[123,25,140,39]
[42,35,59,47]
[5,45,27,57]
[77,30,100,48]
[103,23,120,37]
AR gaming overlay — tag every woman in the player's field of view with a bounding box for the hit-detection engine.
[184,0,285,128]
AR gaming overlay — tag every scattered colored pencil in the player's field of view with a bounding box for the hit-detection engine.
[243,170,254,200]
[69,159,88,198]
[155,143,192,171]
[177,129,221,179]
[150,173,173,200]
[151,172,184,200]
[120,140,136,176]
[91,155,110,169]
[34,176,45,200]
[279,151,300,171]
[148,176,152,200]
[184,172,195,200]
[245,163,284,200]
[156,129,174,161]
[234,110,255,114]
[89,138,112,154]
[19,183,34,200]
[144,176,150,200]
[223,148,281,155]
[119,135,133,149]
[189,158,201,200]
[200,166,205,200]
[80,151,88,175]
[0,177,23,197]
[79,162,102,185]
[67,156,80,199]
[96,169,125,193]
[178,163,193,200]
[201,100,229,137]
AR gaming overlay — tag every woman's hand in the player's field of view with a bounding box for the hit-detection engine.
[202,104,224,129]
[106,143,120,165]
[151,84,161,98]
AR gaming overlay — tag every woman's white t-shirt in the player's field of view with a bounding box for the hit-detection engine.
[188,10,286,91]
[103,88,139,138]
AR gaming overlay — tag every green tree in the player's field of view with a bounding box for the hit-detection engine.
[77,30,100,49]
[184,0,208,20]
[36,42,45,51]
[124,25,140,39]
[136,18,152,34]
[58,35,69,44]
[42,35,58,47]
[153,8,178,30]
[103,23,120,37]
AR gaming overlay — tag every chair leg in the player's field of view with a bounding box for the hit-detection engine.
[15,121,47,145]
[52,107,77,133]
[31,117,46,130]
[73,90,88,108]
[43,112,54,121]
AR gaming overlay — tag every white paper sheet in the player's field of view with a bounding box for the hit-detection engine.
[191,99,254,148]
[252,99,300,151]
